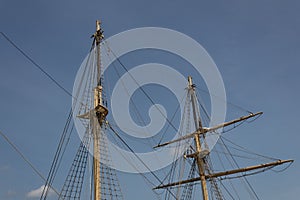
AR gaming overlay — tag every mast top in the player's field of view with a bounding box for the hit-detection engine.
[188,76,195,89]
[93,20,104,45]
[96,20,101,32]
[188,76,192,86]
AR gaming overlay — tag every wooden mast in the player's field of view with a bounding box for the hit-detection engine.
[92,20,106,200]
[188,76,209,200]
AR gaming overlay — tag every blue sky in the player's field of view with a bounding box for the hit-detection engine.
[0,0,299,199]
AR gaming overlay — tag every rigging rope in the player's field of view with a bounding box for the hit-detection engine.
[219,136,279,161]
[1,32,92,114]
[180,160,196,200]
[0,129,59,195]
[103,44,189,196]
[214,144,241,200]
[108,131,164,199]
[219,137,261,200]
[162,91,191,200]
[107,52,158,146]
[40,109,74,199]
[196,86,253,114]
[219,181,235,200]
[0,32,73,98]
[59,128,91,199]
[103,42,179,134]
[108,122,178,199]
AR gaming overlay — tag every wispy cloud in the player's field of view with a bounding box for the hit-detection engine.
[5,190,17,198]
[26,185,55,198]
[0,165,10,171]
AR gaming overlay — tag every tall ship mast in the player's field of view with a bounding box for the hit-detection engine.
[153,76,292,200]
[90,20,107,200]
[39,20,293,200]
[40,20,123,200]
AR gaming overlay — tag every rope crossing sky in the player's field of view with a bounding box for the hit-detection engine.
[0,32,73,98]
[0,130,60,195]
